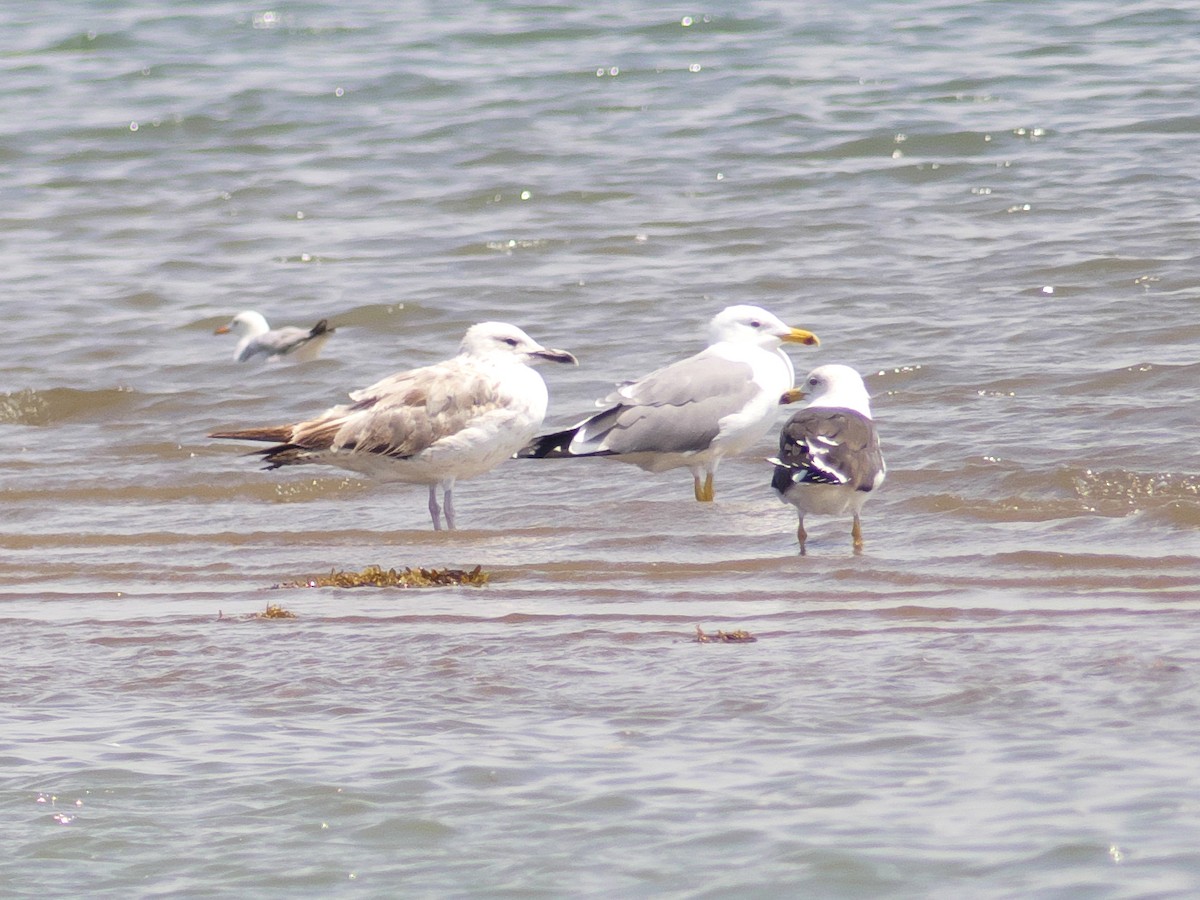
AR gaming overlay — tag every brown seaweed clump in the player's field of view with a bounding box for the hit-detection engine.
[278,564,489,590]
[217,603,298,621]
[694,626,757,643]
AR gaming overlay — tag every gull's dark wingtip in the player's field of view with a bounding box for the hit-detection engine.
[514,427,579,459]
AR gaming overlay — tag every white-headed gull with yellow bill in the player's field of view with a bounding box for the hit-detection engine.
[210,322,577,531]
[771,364,886,554]
[518,305,819,501]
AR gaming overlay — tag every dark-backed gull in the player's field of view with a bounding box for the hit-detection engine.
[771,364,885,554]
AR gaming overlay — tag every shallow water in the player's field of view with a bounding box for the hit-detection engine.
[2,1,1199,896]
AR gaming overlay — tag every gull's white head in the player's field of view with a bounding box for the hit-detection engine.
[459,322,578,367]
[707,305,820,349]
[794,364,874,418]
[215,310,270,338]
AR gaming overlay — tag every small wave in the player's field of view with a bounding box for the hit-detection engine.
[310,302,414,331]
[1073,469,1200,510]
[990,549,1199,572]
[0,477,367,506]
[906,466,1199,524]
[1058,361,1200,396]
[909,492,1090,522]
[1101,115,1200,136]
[0,387,139,427]
[1140,500,1200,528]
[43,30,138,53]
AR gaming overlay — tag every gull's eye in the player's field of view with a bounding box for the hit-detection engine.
[503,337,519,347]
[749,320,762,328]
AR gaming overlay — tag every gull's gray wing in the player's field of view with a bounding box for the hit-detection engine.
[238,321,331,362]
[574,353,759,455]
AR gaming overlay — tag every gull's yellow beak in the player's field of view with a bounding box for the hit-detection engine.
[779,387,806,405]
[781,328,819,346]
[214,324,231,335]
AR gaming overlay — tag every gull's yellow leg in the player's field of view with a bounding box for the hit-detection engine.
[797,519,807,556]
[693,473,705,501]
[852,514,863,553]
[701,472,715,502]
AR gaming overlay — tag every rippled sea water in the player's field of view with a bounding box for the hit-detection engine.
[3,1,1199,896]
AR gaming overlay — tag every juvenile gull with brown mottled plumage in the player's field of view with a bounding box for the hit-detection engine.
[209,322,577,531]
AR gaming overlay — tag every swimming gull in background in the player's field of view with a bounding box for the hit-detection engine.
[770,364,886,554]
[517,305,819,501]
[210,322,577,531]
[215,310,335,363]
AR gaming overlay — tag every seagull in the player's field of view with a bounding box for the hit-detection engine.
[517,305,819,501]
[770,364,886,554]
[215,310,335,363]
[209,322,577,531]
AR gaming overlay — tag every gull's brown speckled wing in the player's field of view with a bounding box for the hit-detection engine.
[212,357,513,467]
